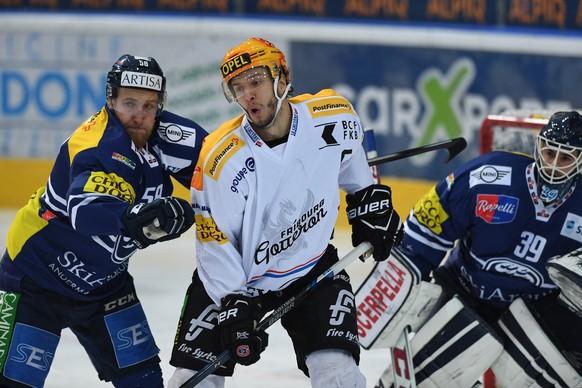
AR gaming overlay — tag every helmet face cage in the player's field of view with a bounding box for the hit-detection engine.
[220,38,290,103]
[535,135,582,184]
[106,54,167,117]
[534,111,582,186]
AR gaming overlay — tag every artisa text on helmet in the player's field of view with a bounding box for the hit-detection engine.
[120,71,163,91]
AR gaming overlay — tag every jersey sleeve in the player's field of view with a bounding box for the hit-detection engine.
[48,108,136,236]
[156,110,209,189]
[401,163,475,277]
[190,123,249,305]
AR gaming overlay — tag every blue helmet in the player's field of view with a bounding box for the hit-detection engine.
[106,54,167,117]
[534,111,582,203]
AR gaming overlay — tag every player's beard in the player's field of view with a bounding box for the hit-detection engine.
[249,97,278,129]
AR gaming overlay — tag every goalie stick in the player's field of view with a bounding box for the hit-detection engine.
[367,137,467,166]
[179,241,374,388]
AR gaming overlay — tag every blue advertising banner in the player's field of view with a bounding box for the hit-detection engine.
[2,1,582,31]
[290,41,582,180]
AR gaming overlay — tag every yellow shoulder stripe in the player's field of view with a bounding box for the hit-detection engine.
[191,114,244,190]
[67,108,109,165]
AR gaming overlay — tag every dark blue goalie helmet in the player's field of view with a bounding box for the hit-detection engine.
[106,54,167,117]
[534,111,582,203]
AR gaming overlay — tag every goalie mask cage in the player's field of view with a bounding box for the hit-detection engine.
[478,109,552,156]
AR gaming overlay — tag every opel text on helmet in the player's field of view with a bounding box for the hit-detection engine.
[220,38,290,104]
[106,54,167,117]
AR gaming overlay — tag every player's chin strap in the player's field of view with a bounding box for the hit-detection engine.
[239,76,292,128]
[491,297,582,387]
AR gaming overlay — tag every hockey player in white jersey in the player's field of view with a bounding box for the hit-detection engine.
[168,37,404,387]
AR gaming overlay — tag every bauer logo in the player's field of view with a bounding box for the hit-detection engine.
[120,71,163,91]
[221,53,251,79]
[469,165,511,188]
[84,171,136,203]
[205,134,245,181]
[308,97,354,118]
[195,215,228,244]
[560,212,582,243]
[413,186,449,234]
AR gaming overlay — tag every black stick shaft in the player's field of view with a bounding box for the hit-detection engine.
[367,137,467,166]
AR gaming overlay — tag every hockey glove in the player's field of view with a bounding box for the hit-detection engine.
[346,184,404,261]
[218,294,268,366]
[121,196,195,249]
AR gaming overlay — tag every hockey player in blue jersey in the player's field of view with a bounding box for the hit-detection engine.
[0,54,207,387]
[389,111,582,386]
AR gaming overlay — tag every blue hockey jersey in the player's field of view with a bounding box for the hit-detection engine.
[402,151,582,308]
[5,107,207,300]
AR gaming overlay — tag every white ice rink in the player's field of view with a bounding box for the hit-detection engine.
[0,209,391,388]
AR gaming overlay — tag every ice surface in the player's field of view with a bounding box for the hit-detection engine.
[0,209,390,387]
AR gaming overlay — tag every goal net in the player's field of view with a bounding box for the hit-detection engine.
[479,109,551,155]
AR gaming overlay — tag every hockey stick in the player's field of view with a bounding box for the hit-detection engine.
[367,137,467,166]
[179,241,374,388]
[390,325,417,388]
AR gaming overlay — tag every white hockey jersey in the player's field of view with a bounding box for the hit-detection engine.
[191,89,374,304]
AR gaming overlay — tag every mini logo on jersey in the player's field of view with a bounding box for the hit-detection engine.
[413,187,449,234]
[469,165,511,188]
[307,97,354,118]
[111,152,136,170]
[205,134,246,181]
[475,194,518,224]
[120,71,163,91]
[195,215,228,244]
[560,212,582,243]
[159,124,195,143]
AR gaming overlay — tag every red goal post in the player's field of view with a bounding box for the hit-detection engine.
[479,109,552,155]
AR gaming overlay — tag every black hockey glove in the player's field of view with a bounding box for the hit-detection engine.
[121,196,194,249]
[346,184,404,261]
[218,294,268,366]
